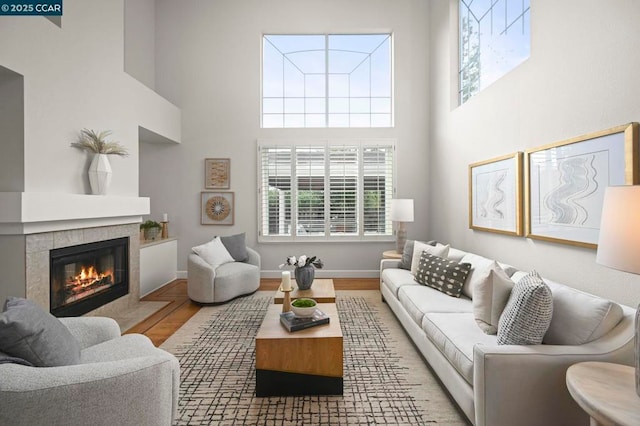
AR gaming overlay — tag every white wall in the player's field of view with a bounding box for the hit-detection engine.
[428,0,640,307]
[124,0,156,90]
[149,0,431,275]
[0,0,179,197]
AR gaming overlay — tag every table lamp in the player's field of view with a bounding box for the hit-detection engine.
[390,199,414,254]
[596,185,640,396]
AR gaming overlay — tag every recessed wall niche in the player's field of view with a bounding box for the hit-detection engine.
[0,65,25,192]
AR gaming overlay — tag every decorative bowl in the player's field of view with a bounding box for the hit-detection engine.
[291,298,317,317]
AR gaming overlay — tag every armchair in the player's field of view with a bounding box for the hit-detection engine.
[188,246,261,304]
[0,316,180,426]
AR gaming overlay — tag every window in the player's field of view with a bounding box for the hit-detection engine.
[258,140,395,241]
[459,0,530,104]
[262,34,392,128]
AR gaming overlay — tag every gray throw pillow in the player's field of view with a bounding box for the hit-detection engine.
[399,239,414,270]
[415,253,471,298]
[220,233,248,262]
[0,297,81,367]
[0,350,33,366]
[497,271,553,345]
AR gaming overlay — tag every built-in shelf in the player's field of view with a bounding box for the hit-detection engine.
[140,237,178,297]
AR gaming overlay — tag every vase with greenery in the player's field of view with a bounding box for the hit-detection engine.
[71,129,128,195]
[140,220,162,241]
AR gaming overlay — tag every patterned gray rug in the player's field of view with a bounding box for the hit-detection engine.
[161,290,466,425]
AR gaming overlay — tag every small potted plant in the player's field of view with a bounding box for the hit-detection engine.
[140,220,162,241]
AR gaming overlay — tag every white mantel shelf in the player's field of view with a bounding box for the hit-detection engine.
[0,192,150,235]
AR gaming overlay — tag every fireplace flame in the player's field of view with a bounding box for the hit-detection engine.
[67,266,114,290]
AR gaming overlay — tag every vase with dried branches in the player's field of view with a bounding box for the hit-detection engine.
[71,129,128,195]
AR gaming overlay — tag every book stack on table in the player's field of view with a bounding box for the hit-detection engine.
[280,309,330,332]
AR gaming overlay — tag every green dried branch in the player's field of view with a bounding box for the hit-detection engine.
[70,129,129,157]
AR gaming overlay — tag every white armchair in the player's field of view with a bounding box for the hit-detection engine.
[188,246,261,304]
[0,317,180,426]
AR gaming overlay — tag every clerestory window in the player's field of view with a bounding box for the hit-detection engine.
[262,34,393,128]
[459,0,530,104]
[257,140,395,241]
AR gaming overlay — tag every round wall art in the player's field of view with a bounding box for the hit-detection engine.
[201,191,234,225]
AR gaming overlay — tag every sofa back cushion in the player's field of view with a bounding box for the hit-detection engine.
[510,272,625,345]
[415,253,471,298]
[542,279,624,345]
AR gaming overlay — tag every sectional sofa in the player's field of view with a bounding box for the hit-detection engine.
[380,243,635,426]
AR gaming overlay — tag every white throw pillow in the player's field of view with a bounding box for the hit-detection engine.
[411,241,450,275]
[473,261,514,334]
[192,237,235,269]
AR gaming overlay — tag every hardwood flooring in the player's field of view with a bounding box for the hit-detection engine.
[126,278,379,346]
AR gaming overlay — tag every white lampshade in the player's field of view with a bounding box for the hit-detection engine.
[597,185,640,398]
[390,199,414,222]
[597,186,640,274]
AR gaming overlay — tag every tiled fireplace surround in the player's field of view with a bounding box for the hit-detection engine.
[24,224,141,318]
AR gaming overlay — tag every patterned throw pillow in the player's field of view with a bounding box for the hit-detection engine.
[497,271,553,345]
[415,253,471,298]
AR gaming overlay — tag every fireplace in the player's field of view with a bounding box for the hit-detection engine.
[50,237,129,317]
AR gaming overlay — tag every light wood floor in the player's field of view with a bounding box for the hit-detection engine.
[125,278,379,346]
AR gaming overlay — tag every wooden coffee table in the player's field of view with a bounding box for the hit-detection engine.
[273,278,336,304]
[255,302,343,396]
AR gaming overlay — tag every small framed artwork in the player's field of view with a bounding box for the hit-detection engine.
[525,122,639,248]
[201,191,234,225]
[205,158,230,189]
[469,152,524,236]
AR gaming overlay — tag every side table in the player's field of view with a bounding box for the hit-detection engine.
[566,361,640,426]
[382,250,402,260]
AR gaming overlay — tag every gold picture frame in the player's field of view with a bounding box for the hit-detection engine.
[525,123,639,249]
[469,152,523,236]
[201,191,234,225]
[205,158,230,189]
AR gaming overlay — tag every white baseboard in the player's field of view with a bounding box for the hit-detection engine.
[176,269,379,279]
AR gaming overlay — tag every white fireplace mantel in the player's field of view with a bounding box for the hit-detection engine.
[0,192,150,234]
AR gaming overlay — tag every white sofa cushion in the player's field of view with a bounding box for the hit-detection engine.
[398,285,472,326]
[381,268,419,297]
[459,253,496,299]
[447,247,468,262]
[498,271,553,345]
[542,279,624,345]
[192,237,235,269]
[511,271,625,345]
[422,312,497,385]
[473,262,514,334]
[411,242,449,275]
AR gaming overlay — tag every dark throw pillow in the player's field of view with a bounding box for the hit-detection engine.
[399,239,415,270]
[415,253,471,298]
[497,271,553,345]
[220,233,248,262]
[0,297,81,367]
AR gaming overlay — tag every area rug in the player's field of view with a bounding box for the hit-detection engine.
[161,290,467,425]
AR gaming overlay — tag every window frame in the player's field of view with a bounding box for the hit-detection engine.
[457,0,531,104]
[260,33,395,129]
[257,139,396,243]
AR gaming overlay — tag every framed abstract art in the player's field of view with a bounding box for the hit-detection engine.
[525,123,639,248]
[469,152,523,236]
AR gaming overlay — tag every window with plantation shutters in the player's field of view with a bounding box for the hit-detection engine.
[258,140,395,242]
